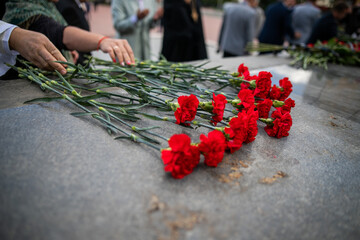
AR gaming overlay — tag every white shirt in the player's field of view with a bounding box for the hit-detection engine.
[0,21,19,77]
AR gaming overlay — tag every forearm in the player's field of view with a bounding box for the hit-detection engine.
[63,26,103,51]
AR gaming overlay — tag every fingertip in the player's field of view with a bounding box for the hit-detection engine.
[112,58,116,63]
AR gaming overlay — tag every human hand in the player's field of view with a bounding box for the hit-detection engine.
[153,7,164,20]
[137,9,149,20]
[71,50,79,64]
[99,38,135,65]
[9,27,67,74]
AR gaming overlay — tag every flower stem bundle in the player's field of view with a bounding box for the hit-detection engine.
[14,58,296,179]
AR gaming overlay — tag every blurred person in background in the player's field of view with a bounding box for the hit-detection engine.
[161,0,207,62]
[254,1,265,41]
[258,0,300,48]
[111,0,163,60]
[344,0,360,37]
[307,1,351,44]
[291,0,321,45]
[218,0,258,57]
[56,0,91,64]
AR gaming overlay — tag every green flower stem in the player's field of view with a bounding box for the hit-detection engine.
[87,100,167,143]
[191,121,218,130]
[20,67,163,150]
[76,72,167,106]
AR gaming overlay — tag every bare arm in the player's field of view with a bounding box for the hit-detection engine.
[63,26,135,65]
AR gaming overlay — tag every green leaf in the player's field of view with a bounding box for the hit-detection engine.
[54,61,78,69]
[108,111,140,121]
[133,126,160,131]
[215,84,230,91]
[70,112,98,117]
[141,113,166,121]
[114,136,131,140]
[24,96,63,104]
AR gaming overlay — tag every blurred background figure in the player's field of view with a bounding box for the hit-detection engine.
[258,0,300,48]
[291,0,321,45]
[56,0,91,64]
[111,0,163,60]
[161,0,207,62]
[344,0,360,37]
[307,1,351,44]
[254,0,265,42]
[218,0,258,57]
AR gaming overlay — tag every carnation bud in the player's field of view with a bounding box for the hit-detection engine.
[249,80,257,89]
[71,90,81,97]
[98,107,106,112]
[230,99,241,108]
[273,100,285,108]
[229,77,243,88]
[231,72,238,77]
[215,127,225,132]
[259,118,274,126]
[199,101,213,112]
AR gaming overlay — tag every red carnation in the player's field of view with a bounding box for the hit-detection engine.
[199,130,227,167]
[224,116,246,153]
[257,99,273,118]
[280,98,295,113]
[238,106,259,143]
[174,94,199,126]
[307,43,314,48]
[224,127,244,153]
[269,84,282,100]
[237,63,250,79]
[237,89,255,111]
[254,71,272,99]
[161,134,200,179]
[211,93,227,126]
[264,109,293,138]
[278,77,293,101]
[240,82,250,90]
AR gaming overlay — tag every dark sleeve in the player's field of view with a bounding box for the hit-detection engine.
[218,13,226,47]
[55,0,90,31]
[284,9,295,38]
[27,15,68,50]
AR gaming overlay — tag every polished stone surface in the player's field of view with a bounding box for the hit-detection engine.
[0,56,359,240]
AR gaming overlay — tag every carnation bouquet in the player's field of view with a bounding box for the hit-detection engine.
[12,58,295,179]
[247,38,360,70]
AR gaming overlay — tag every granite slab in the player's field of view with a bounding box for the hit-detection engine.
[0,56,359,240]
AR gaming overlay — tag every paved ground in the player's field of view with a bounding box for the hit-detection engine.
[88,4,223,61]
